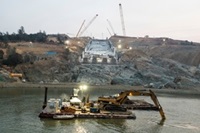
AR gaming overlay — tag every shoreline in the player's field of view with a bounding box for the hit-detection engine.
[1,82,200,97]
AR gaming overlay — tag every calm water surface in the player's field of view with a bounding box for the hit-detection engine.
[0,87,200,133]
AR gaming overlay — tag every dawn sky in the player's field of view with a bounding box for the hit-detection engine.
[1,0,200,42]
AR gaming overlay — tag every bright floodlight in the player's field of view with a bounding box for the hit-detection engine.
[79,85,87,90]
[118,44,122,49]
[65,40,70,44]
[82,85,87,90]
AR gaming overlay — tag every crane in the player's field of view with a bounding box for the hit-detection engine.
[76,20,85,37]
[107,28,112,36]
[107,19,115,35]
[119,3,126,36]
[79,14,98,37]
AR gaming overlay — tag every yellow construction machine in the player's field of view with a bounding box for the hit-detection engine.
[98,89,166,119]
[10,73,23,78]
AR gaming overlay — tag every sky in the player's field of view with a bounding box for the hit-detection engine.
[1,0,200,42]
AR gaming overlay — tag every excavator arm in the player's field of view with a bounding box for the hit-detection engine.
[98,89,166,119]
[149,90,166,119]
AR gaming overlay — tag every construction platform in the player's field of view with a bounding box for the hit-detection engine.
[39,88,166,120]
[39,110,136,119]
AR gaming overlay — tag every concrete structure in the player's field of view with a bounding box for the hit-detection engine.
[80,39,118,64]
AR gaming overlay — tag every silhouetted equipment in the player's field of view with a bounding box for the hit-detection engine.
[43,87,48,109]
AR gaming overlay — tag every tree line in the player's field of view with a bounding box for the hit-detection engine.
[0,26,47,43]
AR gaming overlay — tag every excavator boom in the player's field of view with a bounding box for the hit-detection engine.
[98,89,166,119]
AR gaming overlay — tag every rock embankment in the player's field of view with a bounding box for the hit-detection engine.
[1,36,200,89]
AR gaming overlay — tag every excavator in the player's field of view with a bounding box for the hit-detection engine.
[98,89,166,119]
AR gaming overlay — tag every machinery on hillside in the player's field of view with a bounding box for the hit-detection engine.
[80,39,118,64]
[9,73,23,78]
[77,14,98,37]
[64,14,98,52]
[119,3,126,36]
[107,19,116,36]
[98,89,166,119]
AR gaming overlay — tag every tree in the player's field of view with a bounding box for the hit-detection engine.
[6,46,16,57]
[35,31,47,42]
[17,26,27,41]
[3,53,23,67]
[18,26,25,35]
[4,46,21,66]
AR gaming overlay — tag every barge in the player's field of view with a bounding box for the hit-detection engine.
[39,111,136,119]
[39,87,165,120]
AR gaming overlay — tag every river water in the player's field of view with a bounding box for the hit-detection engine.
[0,87,200,133]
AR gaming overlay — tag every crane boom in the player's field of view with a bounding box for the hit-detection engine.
[107,19,115,35]
[76,20,85,37]
[79,14,98,36]
[107,28,112,36]
[119,3,126,36]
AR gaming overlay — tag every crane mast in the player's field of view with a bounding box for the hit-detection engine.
[107,19,115,35]
[119,3,126,36]
[79,14,98,37]
[76,20,85,37]
[107,28,112,36]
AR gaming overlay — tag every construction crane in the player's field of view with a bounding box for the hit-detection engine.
[107,19,115,35]
[107,28,112,36]
[76,20,85,37]
[79,14,98,37]
[119,3,126,36]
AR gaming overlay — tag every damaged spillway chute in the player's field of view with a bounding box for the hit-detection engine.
[80,39,119,64]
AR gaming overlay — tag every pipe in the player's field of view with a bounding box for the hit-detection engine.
[42,87,48,109]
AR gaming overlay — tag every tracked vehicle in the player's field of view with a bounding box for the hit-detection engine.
[80,39,118,64]
[98,89,166,119]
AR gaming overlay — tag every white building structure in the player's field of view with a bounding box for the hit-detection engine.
[80,39,118,64]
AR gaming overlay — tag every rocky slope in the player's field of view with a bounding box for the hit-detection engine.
[1,36,200,89]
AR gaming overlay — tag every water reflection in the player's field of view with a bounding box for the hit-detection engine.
[1,87,200,133]
[157,119,166,126]
[95,119,128,132]
[96,119,126,127]
[40,119,74,127]
[149,123,164,133]
[72,120,89,133]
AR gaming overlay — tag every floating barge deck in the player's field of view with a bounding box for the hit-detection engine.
[39,88,165,120]
[39,110,136,119]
